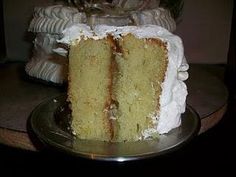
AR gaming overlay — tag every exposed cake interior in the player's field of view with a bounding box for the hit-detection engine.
[113,34,167,141]
[69,38,114,141]
[60,24,188,142]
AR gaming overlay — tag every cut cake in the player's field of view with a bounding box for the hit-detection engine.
[59,24,188,142]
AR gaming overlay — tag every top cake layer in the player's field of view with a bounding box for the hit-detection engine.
[59,24,188,136]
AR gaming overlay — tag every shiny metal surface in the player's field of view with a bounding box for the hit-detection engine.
[30,94,200,161]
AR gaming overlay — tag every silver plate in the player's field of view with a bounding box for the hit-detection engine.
[30,94,200,161]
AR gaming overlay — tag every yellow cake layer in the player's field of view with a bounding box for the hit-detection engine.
[68,34,168,142]
[68,38,114,141]
[113,34,167,141]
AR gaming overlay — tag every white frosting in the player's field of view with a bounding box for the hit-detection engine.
[58,24,93,44]
[28,5,87,34]
[25,57,66,83]
[59,24,188,138]
[25,33,67,83]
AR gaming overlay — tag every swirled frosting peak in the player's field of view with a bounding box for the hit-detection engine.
[28,5,86,34]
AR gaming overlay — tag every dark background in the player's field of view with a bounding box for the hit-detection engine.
[0,1,235,176]
[0,0,6,59]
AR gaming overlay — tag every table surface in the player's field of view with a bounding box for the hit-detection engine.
[0,62,228,151]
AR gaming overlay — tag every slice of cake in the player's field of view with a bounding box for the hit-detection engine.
[59,24,188,142]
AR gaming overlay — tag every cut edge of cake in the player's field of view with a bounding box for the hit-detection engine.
[60,24,188,142]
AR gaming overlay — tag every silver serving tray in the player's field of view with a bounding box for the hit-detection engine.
[30,94,200,161]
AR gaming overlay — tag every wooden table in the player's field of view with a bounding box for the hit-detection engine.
[0,63,228,151]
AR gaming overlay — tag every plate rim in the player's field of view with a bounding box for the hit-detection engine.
[30,94,200,161]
